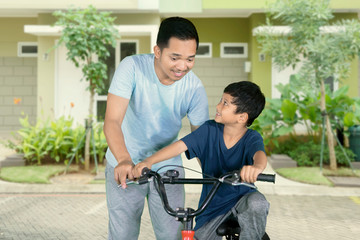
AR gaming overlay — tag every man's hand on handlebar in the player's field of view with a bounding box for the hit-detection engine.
[115,159,135,189]
[132,159,152,179]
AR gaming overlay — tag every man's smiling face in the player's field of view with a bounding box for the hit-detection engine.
[154,37,197,85]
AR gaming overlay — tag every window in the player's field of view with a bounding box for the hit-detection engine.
[119,40,138,61]
[18,42,38,57]
[220,43,248,58]
[196,43,212,58]
[96,40,139,121]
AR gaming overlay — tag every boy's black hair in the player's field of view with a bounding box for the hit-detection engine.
[156,17,199,50]
[224,81,265,127]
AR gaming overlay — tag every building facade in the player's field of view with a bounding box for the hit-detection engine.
[0,0,359,133]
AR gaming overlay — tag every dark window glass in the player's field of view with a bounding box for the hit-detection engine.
[120,42,136,61]
[22,45,37,54]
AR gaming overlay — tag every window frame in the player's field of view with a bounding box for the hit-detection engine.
[196,42,212,58]
[95,39,139,121]
[220,42,248,58]
[18,42,38,57]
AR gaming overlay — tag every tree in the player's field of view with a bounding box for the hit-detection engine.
[255,0,360,170]
[53,6,118,171]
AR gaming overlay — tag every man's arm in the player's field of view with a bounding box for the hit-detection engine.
[240,150,267,183]
[103,93,133,188]
[133,140,188,178]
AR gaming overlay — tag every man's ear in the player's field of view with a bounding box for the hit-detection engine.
[154,45,161,59]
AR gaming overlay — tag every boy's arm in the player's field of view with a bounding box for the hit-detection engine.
[133,140,188,178]
[240,150,267,183]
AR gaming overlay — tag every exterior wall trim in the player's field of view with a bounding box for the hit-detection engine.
[24,25,159,50]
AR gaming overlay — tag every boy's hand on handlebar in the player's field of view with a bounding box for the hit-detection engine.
[240,165,263,183]
[132,160,152,178]
[114,159,135,189]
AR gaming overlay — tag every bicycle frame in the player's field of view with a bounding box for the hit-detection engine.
[138,168,275,240]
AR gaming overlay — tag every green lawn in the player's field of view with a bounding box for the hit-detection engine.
[0,165,104,184]
[0,165,67,184]
[275,167,360,186]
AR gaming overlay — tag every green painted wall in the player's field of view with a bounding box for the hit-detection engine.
[203,0,360,9]
[189,18,249,58]
[0,18,37,57]
[342,56,358,98]
[113,13,160,25]
[203,0,273,9]
[248,14,272,98]
[159,0,201,13]
[37,13,56,25]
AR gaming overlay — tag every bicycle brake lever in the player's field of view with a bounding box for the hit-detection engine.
[231,181,257,189]
[117,178,153,188]
[220,175,257,189]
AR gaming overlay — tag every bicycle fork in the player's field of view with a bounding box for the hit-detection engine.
[175,207,196,240]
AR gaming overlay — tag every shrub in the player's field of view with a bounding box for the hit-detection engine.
[4,115,107,166]
[272,138,355,167]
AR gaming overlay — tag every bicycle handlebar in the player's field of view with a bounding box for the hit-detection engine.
[257,173,276,183]
[138,167,275,223]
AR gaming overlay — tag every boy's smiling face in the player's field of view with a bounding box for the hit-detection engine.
[215,93,239,124]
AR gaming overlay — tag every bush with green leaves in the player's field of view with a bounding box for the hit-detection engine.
[252,75,360,154]
[272,139,355,167]
[255,0,360,170]
[5,115,107,166]
[53,5,118,171]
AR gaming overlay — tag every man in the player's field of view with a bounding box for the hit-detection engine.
[103,17,209,240]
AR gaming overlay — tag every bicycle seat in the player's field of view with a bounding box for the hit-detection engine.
[216,215,240,237]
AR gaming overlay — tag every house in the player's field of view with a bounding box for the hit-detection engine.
[1,0,359,135]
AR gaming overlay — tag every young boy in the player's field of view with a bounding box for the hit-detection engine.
[133,81,269,240]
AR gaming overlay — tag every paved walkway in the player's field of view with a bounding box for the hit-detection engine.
[1,133,360,239]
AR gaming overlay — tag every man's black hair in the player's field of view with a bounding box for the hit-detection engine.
[156,16,199,50]
[224,81,265,127]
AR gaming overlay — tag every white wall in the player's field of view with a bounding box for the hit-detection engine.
[55,44,90,125]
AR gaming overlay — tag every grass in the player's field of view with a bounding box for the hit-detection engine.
[275,166,360,186]
[0,164,101,184]
[0,165,68,184]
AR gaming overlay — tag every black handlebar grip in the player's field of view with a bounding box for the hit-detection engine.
[141,167,151,176]
[257,174,276,183]
[138,167,151,185]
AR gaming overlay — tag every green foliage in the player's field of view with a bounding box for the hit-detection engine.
[48,116,74,163]
[252,75,360,151]
[256,0,360,168]
[53,5,118,94]
[272,139,356,167]
[53,6,118,170]
[5,115,108,165]
[0,165,67,184]
[91,123,108,164]
[259,0,360,83]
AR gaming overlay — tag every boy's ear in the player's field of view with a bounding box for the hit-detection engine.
[237,113,248,124]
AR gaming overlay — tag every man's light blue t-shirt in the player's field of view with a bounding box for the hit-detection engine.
[105,54,209,172]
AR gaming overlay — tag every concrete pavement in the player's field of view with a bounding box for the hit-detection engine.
[1,134,360,239]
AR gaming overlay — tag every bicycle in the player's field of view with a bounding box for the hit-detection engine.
[134,166,275,240]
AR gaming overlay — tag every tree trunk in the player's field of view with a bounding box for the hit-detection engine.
[320,80,337,170]
[84,88,95,171]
